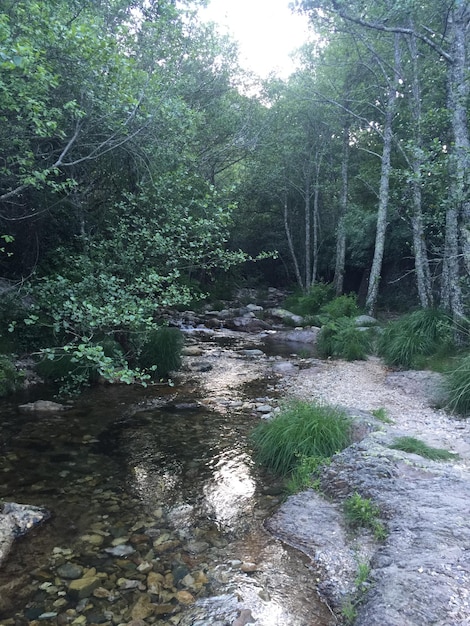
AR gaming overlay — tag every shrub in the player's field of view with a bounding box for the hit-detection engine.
[286,455,326,493]
[0,354,24,397]
[317,317,371,361]
[343,492,386,540]
[36,337,125,385]
[445,354,470,416]
[378,308,454,369]
[251,399,352,476]
[137,326,184,378]
[284,282,335,316]
[389,436,458,461]
[319,294,360,321]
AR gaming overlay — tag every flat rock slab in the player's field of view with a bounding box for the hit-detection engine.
[268,433,470,625]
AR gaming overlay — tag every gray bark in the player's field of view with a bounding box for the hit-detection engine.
[407,29,433,308]
[311,155,322,287]
[440,3,470,326]
[283,197,304,290]
[334,118,350,295]
[365,34,401,315]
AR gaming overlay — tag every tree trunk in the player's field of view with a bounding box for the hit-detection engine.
[366,34,401,315]
[311,156,322,286]
[440,4,470,327]
[304,177,311,288]
[407,29,433,308]
[283,197,304,290]
[334,117,350,295]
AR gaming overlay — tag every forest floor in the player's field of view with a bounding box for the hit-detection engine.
[270,355,470,626]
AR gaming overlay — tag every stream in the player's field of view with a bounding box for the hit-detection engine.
[0,331,335,626]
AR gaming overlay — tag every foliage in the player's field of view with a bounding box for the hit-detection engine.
[444,354,470,416]
[317,317,371,361]
[0,354,23,397]
[343,492,386,540]
[318,293,360,321]
[284,282,335,316]
[389,436,458,461]
[285,455,327,493]
[136,327,184,378]
[378,309,454,369]
[251,399,352,476]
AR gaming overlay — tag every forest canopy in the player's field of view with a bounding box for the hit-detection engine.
[1,0,470,387]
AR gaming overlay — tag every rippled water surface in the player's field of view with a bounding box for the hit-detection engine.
[0,341,334,625]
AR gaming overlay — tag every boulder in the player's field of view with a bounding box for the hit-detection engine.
[0,503,50,566]
[268,308,304,326]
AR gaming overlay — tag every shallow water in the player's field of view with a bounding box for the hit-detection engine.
[0,346,334,625]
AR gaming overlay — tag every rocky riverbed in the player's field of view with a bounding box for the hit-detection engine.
[2,305,470,625]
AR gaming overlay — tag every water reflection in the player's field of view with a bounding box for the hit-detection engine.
[117,408,259,535]
[203,448,256,531]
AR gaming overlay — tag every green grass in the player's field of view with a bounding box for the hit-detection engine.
[317,317,371,361]
[137,326,184,378]
[285,455,327,493]
[389,436,458,461]
[343,492,386,540]
[444,354,470,416]
[251,399,352,477]
[378,308,454,369]
[371,407,393,424]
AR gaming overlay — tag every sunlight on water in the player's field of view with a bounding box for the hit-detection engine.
[203,449,256,531]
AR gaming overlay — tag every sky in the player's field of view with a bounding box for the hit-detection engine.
[199,0,311,79]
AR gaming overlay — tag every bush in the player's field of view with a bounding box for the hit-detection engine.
[444,354,470,416]
[284,282,335,316]
[36,338,124,388]
[137,326,184,378]
[0,354,23,397]
[317,317,371,361]
[378,308,454,369]
[319,294,360,321]
[251,399,352,476]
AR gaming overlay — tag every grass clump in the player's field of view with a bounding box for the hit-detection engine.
[317,317,371,361]
[137,326,184,378]
[378,308,454,369]
[371,407,393,424]
[251,399,352,477]
[343,492,386,540]
[389,436,458,461]
[444,354,470,416]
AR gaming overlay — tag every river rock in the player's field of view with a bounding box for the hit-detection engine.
[0,502,51,565]
[274,328,320,344]
[271,361,299,375]
[131,595,155,619]
[56,563,84,579]
[182,346,205,357]
[68,575,101,599]
[268,308,304,326]
[354,314,378,326]
[18,400,67,413]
